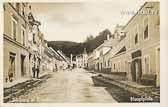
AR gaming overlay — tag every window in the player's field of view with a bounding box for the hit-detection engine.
[108,60,110,67]
[12,18,17,41]
[134,25,139,45]
[135,33,138,44]
[144,17,149,39]
[100,50,103,56]
[144,55,150,74]
[21,27,26,46]
[119,62,121,71]
[144,25,148,39]
[106,61,107,67]
[8,52,16,82]
[114,64,115,70]
[22,4,25,17]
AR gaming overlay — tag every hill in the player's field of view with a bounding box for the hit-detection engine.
[48,29,112,58]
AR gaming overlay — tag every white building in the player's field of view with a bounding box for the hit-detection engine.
[76,48,88,68]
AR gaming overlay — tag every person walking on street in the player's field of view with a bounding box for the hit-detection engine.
[55,64,57,72]
[36,66,40,78]
[32,65,36,78]
[8,68,13,82]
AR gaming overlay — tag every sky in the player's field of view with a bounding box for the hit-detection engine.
[31,0,147,42]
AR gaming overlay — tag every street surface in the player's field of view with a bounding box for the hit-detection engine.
[10,68,117,103]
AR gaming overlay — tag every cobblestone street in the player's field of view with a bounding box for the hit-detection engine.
[10,68,117,103]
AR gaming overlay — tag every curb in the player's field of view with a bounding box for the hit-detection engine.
[4,73,52,103]
[92,75,160,102]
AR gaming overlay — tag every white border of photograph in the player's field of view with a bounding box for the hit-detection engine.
[1,0,168,107]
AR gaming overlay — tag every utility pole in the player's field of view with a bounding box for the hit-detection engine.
[70,54,73,67]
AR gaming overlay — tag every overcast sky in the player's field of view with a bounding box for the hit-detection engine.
[31,0,146,42]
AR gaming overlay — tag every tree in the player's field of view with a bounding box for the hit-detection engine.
[48,29,112,57]
[85,35,94,42]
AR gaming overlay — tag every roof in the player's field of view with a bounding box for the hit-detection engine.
[116,46,126,55]
[95,37,119,51]
[57,50,70,63]
[122,2,148,30]
[28,12,41,26]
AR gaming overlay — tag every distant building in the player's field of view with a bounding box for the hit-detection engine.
[76,48,88,68]
[76,54,83,68]
[87,53,94,70]
[42,41,54,72]
[88,32,121,72]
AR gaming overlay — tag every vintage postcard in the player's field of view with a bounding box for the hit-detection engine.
[1,0,167,106]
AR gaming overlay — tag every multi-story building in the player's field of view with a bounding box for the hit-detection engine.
[87,2,160,87]
[76,48,88,68]
[123,2,160,86]
[42,40,68,72]
[91,28,124,72]
[83,48,88,67]
[56,50,70,70]
[87,53,95,70]
[76,54,83,68]
[109,38,127,73]
[43,44,55,72]
[113,24,125,40]
[27,10,44,77]
[3,3,30,83]
[102,25,126,73]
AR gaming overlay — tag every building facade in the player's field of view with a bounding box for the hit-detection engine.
[3,3,71,86]
[3,3,30,83]
[28,11,44,77]
[87,2,160,87]
[76,48,88,68]
[87,53,95,70]
[88,26,125,73]
[102,25,126,73]
[124,2,160,86]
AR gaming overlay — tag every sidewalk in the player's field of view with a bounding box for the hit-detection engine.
[4,72,52,103]
[92,72,160,102]
[4,78,30,89]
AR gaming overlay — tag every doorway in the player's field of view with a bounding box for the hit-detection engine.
[131,50,142,83]
[100,63,102,71]
[131,59,142,83]
[21,55,26,76]
[97,63,99,71]
[9,52,16,82]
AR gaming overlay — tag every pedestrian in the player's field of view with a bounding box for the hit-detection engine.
[36,66,40,78]
[8,68,13,82]
[32,65,36,78]
[55,64,57,72]
[63,64,64,72]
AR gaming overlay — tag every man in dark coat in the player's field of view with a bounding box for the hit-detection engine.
[36,66,40,78]
[32,65,36,78]
[8,68,13,82]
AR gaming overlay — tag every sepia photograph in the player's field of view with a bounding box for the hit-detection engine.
[2,0,161,104]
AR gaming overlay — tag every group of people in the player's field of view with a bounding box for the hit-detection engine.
[32,65,40,78]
